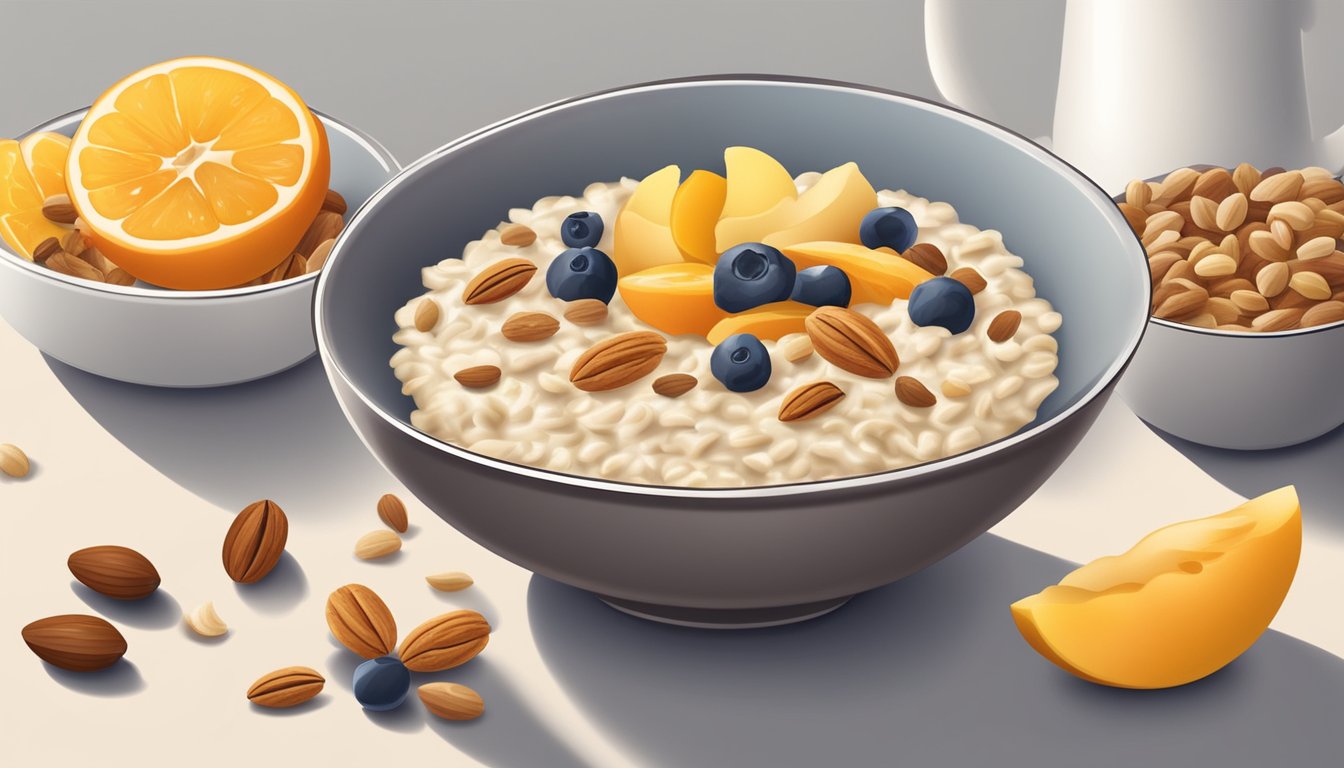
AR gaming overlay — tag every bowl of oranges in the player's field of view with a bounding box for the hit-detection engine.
[0,56,398,387]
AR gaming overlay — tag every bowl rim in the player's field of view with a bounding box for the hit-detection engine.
[314,73,1152,499]
[1117,167,1344,338]
[0,106,399,301]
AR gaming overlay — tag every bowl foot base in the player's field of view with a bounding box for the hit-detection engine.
[596,594,852,629]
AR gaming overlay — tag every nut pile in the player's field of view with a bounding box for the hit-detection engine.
[1124,164,1344,331]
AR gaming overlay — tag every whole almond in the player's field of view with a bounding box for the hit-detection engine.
[570,331,668,392]
[463,258,537,305]
[1232,162,1261,196]
[105,268,135,286]
[322,189,348,215]
[501,311,560,342]
[1296,253,1344,287]
[296,211,343,257]
[1252,307,1305,331]
[1248,229,1290,262]
[1256,262,1291,297]
[1296,236,1335,261]
[499,223,537,247]
[1188,196,1219,231]
[1289,271,1332,300]
[1250,171,1303,203]
[987,310,1022,342]
[1215,192,1248,231]
[376,493,409,532]
[0,443,30,478]
[1124,178,1152,208]
[222,500,288,584]
[1230,289,1270,314]
[1300,177,1344,204]
[1154,287,1208,320]
[564,299,608,326]
[1268,201,1314,230]
[414,299,440,332]
[325,584,397,658]
[306,239,335,272]
[1153,167,1199,205]
[1142,210,1184,241]
[355,530,401,560]
[1193,254,1237,278]
[1148,252,1182,287]
[426,571,474,592]
[900,243,947,275]
[652,373,697,398]
[949,267,987,294]
[895,376,937,408]
[454,365,501,388]
[247,666,324,708]
[419,682,485,721]
[941,378,972,398]
[22,614,126,672]
[780,333,813,362]
[778,381,845,422]
[45,251,104,281]
[1118,202,1146,233]
[805,307,899,378]
[397,610,491,672]
[1192,167,1237,201]
[42,194,77,224]
[1301,300,1344,327]
[68,546,160,600]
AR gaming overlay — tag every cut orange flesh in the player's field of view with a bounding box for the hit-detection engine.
[0,133,72,259]
[66,57,330,289]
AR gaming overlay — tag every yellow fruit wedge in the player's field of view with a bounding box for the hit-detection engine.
[618,261,726,336]
[782,241,933,307]
[1011,486,1302,690]
[715,162,876,252]
[0,135,71,258]
[706,302,814,345]
[721,146,796,219]
[613,164,684,275]
[670,170,726,264]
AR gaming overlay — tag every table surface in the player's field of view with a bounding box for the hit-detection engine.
[1,2,1341,766]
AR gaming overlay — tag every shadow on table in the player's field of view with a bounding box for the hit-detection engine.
[1146,420,1344,537]
[45,355,391,518]
[70,582,181,630]
[43,659,145,697]
[527,535,1344,768]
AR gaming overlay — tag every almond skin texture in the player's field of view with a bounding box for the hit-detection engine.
[463,258,537,305]
[68,546,161,600]
[414,299,440,332]
[247,666,325,708]
[325,584,397,658]
[499,223,537,247]
[570,331,668,392]
[652,373,697,398]
[501,311,560,342]
[377,493,409,533]
[296,211,344,258]
[222,500,289,584]
[22,615,126,671]
[895,376,937,408]
[804,307,899,378]
[322,189,348,215]
[564,299,608,325]
[426,572,474,592]
[0,443,30,478]
[454,365,502,389]
[354,530,401,560]
[949,267,987,294]
[419,682,485,721]
[900,243,947,275]
[398,610,491,672]
[987,310,1022,343]
[778,381,845,422]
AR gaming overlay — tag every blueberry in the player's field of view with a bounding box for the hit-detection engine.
[561,211,604,248]
[907,276,976,334]
[713,243,796,313]
[859,207,918,253]
[352,656,410,712]
[546,247,618,302]
[710,334,772,392]
[790,265,851,307]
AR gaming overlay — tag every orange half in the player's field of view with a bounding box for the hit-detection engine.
[66,56,330,289]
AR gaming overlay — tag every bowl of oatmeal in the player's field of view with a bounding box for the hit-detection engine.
[316,76,1149,627]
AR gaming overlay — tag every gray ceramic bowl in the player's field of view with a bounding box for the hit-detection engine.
[0,108,398,387]
[316,76,1150,628]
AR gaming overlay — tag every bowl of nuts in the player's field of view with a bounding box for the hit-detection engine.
[1116,164,1344,449]
[316,76,1150,627]
[0,57,399,387]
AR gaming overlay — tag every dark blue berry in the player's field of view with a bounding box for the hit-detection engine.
[859,207,918,253]
[907,276,976,334]
[710,334,772,392]
[790,265,851,307]
[713,243,796,313]
[561,211,604,248]
[353,656,410,712]
[546,247,618,302]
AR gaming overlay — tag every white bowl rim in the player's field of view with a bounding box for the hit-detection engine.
[315,73,1152,499]
[0,106,399,301]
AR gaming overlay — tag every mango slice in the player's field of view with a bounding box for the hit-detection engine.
[618,262,727,337]
[782,241,934,307]
[706,302,814,345]
[716,161,877,252]
[613,164,684,275]
[721,146,797,219]
[670,170,727,264]
[1011,486,1302,690]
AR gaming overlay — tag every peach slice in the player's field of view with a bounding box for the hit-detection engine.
[782,241,934,307]
[670,170,727,264]
[1011,486,1302,689]
[715,161,877,252]
[613,164,684,275]
[721,146,797,219]
[618,261,727,337]
[706,302,814,345]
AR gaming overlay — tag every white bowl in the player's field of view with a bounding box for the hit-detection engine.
[0,108,398,387]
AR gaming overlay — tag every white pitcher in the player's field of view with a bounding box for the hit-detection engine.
[925,0,1344,192]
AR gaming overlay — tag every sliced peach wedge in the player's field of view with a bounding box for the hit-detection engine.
[706,302,813,345]
[720,146,797,220]
[669,169,726,265]
[612,164,684,275]
[781,241,934,307]
[1011,486,1302,690]
[716,160,877,252]
[617,262,727,337]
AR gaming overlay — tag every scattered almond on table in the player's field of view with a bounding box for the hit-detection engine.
[184,602,229,638]
[426,571,474,592]
[0,443,30,478]
[354,529,401,560]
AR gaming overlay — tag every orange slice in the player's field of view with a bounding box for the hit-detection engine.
[66,57,330,289]
[0,133,71,258]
